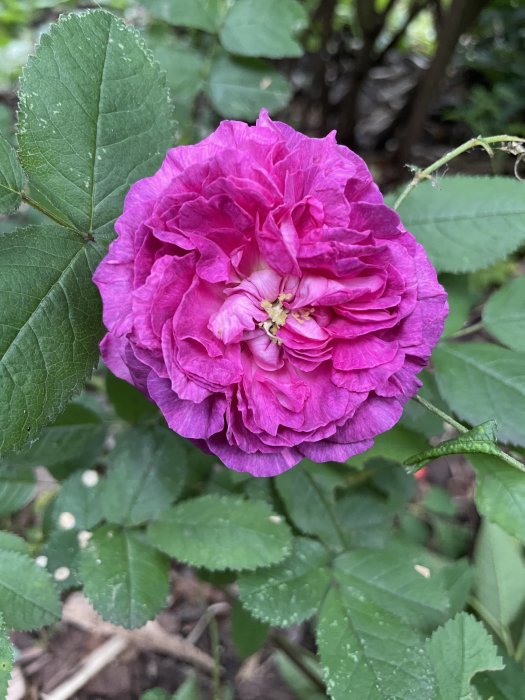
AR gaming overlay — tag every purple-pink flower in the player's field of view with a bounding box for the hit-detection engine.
[94,111,447,477]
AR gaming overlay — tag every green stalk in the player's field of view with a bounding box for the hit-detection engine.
[394,135,525,210]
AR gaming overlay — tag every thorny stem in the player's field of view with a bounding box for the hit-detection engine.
[449,320,484,339]
[469,595,516,659]
[393,135,525,210]
[271,631,326,692]
[414,395,468,434]
[414,395,525,473]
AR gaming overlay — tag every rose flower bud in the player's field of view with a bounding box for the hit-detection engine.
[94,111,447,477]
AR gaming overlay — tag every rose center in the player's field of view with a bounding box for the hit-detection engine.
[259,293,291,344]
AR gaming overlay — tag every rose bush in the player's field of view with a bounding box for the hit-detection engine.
[94,111,447,476]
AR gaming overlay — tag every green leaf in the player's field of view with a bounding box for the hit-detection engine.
[471,454,525,543]
[336,491,399,548]
[474,653,525,700]
[106,372,157,424]
[0,614,14,700]
[483,275,525,353]
[275,462,346,550]
[238,538,331,626]
[400,371,445,439]
[396,176,525,273]
[147,495,292,571]
[405,421,499,472]
[230,601,269,659]
[140,691,170,700]
[174,674,201,700]
[334,544,449,630]
[8,402,106,476]
[143,33,206,133]
[317,586,436,700]
[207,54,292,121]
[474,520,525,629]
[43,528,82,592]
[426,613,503,700]
[219,0,306,58]
[434,342,525,446]
[0,531,29,554]
[0,133,22,213]
[52,470,104,531]
[0,465,34,516]
[442,274,479,337]
[274,652,326,700]
[79,525,170,628]
[0,225,104,456]
[0,549,60,630]
[349,423,429,469]
[101,427,187,526]
[141,0,220,32]
[18,10,173,238]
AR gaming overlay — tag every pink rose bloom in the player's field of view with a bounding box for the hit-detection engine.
[94,111,447,477]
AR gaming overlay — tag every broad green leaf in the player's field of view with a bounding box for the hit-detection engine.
[207,55,292,121]
[0,614,14,700]
[8,402,106,475]
[434,342,525,446]
[474,653,525,700]
[405,421,499,472]
[0,531,29,554]
[0,225,104,456]
[442,274,479,337]
[275,462,346,550]
[472,454,525,543]
[0,550,60,630]
[230,601,269,659]
[349,423,429,469]
[238,538,331,626]
[219,0,307,58]
[101,427,187,526]
[274,652,326,700]
[18,10,173,238]
[334,544,449,630]
[79,525,170,628]
[148,495,292,571]
[483,275,525,352]
[334,488,398,548]
[0,465,34,516]
[426,613,503,700]
[141,0,220,32]
[438,559,474,617]
[317,586,436,700]
[147,33,207,104]
[106,372,156,424]
[396,177,525,273]
[51,470,104,531]
[175,674,201,700]
[43,528,82,592]
[400,371,445,439]
[140,691,170,700]
[0,133,22,213]
[474,520,525,628]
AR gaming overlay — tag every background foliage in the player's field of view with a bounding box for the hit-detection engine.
[0,1,525,699]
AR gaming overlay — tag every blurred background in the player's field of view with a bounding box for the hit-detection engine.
[1,0,524,203]
[1,2,525,699]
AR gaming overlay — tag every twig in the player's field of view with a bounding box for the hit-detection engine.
[41,635,128,700]
[62,593,217,673]
[187,602,230,645]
